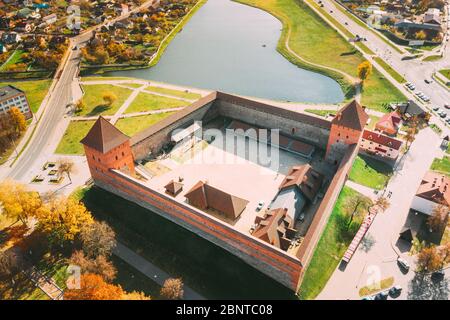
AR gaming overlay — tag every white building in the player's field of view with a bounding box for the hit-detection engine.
[411,171,450,215]
[359,129,403,161]
[0,85,32,120]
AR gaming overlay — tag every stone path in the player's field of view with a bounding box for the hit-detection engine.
[113,242,205,300]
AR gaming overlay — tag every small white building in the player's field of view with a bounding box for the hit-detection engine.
[411,171,450,215]
[359,129,403,161]
[43,13,57,25]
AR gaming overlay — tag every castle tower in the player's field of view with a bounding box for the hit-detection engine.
[81,116,135,180]
[325,100,369,164]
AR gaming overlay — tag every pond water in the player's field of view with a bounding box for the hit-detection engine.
[108,0,344,103]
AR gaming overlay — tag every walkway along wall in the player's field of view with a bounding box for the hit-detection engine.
[92,168,304,291]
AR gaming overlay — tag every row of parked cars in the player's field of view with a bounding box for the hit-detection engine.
[405,82,431,102]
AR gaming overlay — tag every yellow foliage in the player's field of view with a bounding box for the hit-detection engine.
[0,180,41,224]
[36,197,93,241]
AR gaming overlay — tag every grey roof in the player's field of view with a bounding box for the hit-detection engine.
[0,85,25,101]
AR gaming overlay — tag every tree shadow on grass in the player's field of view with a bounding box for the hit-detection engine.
[407,273,449,300]
[87,104,112,117]
[340,50,358,56]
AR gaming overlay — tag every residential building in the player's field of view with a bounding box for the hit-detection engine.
[375,111,402,135]
[360,129,403,161]
[0,85,32,120]
[424,8,441,25]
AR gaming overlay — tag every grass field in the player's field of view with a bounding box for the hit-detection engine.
[373,57,406,83]
[236,0,406,111]
[0,79,52,113]
[423,55,442,62]
[55,120,95,155]
[299,186,372,299]
[349,155,392,189]
[81,84,133,116]
[123,83,144,89]
[431,156,450,176]
[146,86,202,100]
[79,186,295,299]
[125,92,187,114]
[115,113,175,136]
[304,109,335,117]
[0,49,26,72]
[359,277,394,297]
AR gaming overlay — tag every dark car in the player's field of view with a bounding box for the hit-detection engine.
[389,285,402,297]
[375,291,389,300]
[431,269,445,281]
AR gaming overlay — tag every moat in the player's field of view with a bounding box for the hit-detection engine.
[108,0,345,103]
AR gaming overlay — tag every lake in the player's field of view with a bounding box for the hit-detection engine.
[108,0,344,103]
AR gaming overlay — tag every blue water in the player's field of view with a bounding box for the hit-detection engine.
[108,0,344,103]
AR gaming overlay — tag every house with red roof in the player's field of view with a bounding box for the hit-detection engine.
[375,111,401,136]
[411,171,450,215]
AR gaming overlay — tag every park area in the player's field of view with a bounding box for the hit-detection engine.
[298,186,372,299]
[349,155,392,190]
[79,84,133,116]
[431,156,450,176]
[124,92,187,114]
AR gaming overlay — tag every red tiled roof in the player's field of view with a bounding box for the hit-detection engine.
[184,181,249,220]
[253,208,293,250]
[80,116,130,153]
[362,129,402,150]
[416,171,450,206]
[376,111,401,133]
[332,100,369,131]
[279,164,324,202]
[164,180,183,196]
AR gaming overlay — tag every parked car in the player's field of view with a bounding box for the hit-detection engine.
[362,295,375,300]
[433,106,440,111]
[445,104,450,109]
[375,291,389,300]
[424,79,433,84]
[397,257,410,272]
[256,201,265,211]
[389,285,402,297]
[440,112,447,118]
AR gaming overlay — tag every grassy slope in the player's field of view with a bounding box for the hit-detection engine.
[349,155,392,189]
[146,86,202,100]
[55,120,95,155]
[0,79,52,113]
[299,186,372,299]
[115,112,175,136]
[236,0,406,111]
[125,92,187,114]
[439,69,450,80]
[80,84,133,116]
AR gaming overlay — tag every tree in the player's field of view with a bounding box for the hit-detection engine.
[122,291,151,300]
[416,246,443,273]
[441,242,450,267]
[74,99,85,114]
[57,158,75,183]
[0,180,42,224]
[8,107,26,133]
[427,205,448,232]
[344,194,371,227]
[69,250,117,281]
[36,197,93,243]
[64,274,124,300]
[102,91,117,107]
[160,278,184,300]
[404,124,418,150]
[374,196,390,212]
[414,30,427,41]
[0,250,24,280]
[80,221,116,258]
[357,61,372,83]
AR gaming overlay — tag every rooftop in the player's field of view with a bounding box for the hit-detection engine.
[332,100,369,131]
[416,171,450,206]
[0,85,24,101]
[80,116,130,153]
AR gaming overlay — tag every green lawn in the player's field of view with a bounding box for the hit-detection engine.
[439,69,450,80]
[299,186,372,299]
[0,49,26,71]
[423,55,442,62]
[79,186,295,299]
[431,156,450,176]
[80,84,133,116]
[373,57,406,83]
[236,0,406,110]
[125,92,187,114]
[55,120,95,155]
[360,68,406,112]
[81,76,132,81]
[0,79,52,113]
[349,155,392,189]
[115,113,175,136]
[123,83,144,89]
[146,86,202,100]
[304,109,335,117]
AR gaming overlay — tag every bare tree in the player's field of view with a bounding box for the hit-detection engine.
[57,158,75,183]
[374,196,390,212]
[80,221,116,258]
[427,204,448,233]
[344,194,371,227]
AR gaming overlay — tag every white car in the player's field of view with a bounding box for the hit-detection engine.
[397,257,410,271]
[256,201,265,211]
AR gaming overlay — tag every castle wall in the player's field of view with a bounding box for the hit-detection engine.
[214,99,331,149]
[92,169,303,291]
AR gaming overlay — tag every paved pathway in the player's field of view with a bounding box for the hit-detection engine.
[113,242,205,300]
